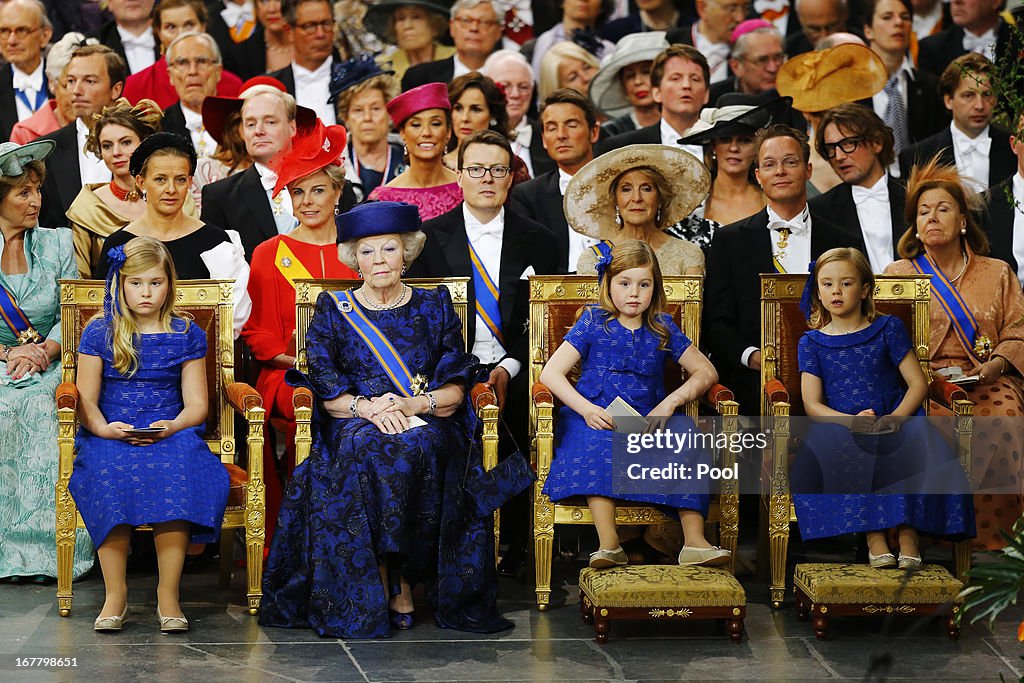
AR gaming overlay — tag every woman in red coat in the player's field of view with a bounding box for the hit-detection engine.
[242,119,357,541]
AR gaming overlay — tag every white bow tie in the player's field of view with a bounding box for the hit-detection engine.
[221,1,254,28]
[963,29,994,54]
[295,60,331,85]
[960,135,991,157]
[260,168,277,192]
[12,70,41,93]
[851,184,889,205]
[514,121,531,148]
[469,222,504,240]
[122,34,154,50]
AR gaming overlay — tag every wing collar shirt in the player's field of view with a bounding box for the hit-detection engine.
[293,56,336,125]
[950,122,991,192]
[851,174,895,272]
[463,204,521,378]
[76,118,111,184]
[117,25,156,74]
[558,167,599,272]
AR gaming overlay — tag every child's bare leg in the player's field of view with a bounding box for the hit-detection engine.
[897,526,920,557]
[588,496,620,550]
[96,525,132,617]
[152,521,190,617]
[389,578,414,613]
[679,510,712,548]
[866,530,891,556]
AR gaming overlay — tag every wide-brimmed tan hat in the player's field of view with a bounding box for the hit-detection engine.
[564,144,710,239]
[588,31,670,118]
[775,44,887,114]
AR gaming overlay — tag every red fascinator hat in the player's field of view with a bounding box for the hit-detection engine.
[385,82,450,127]
[271,119,348,197]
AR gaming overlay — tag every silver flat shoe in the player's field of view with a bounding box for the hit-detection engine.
[868,552,898,569]
[157,607,189,633]
[678,546,732,567]
[94,604,128,632]
[589,547,628,569]
[898,554,923,570]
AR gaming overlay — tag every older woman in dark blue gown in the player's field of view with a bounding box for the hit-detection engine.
[259,201,532,638]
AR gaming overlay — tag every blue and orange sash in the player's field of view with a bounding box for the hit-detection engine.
[468,239,504,348]
[329,290,426,398]
[0,283,42,345]
[911,253,983,363]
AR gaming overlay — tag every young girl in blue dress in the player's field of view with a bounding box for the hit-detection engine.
[540,240,732,569]
[69,237,229,632]
[795,247,974,568]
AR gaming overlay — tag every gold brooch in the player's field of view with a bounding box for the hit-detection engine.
[16,327,41,345]
[974,335,993,360]
[410,374,428,396]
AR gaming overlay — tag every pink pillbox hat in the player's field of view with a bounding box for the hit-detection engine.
[385,82,452,127]
[730,18,774,44]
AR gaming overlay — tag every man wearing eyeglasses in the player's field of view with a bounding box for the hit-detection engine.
[402,0,504,91]
[268,0,339,125]
[88,0,160,75]
[0,0,53,142]
[704,124,862,410]
[709,20,786,103]
[162,32,231,205]
[418,129,558,576]
[809,103,906,273]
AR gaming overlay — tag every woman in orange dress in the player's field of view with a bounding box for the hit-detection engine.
[242,120,357,541]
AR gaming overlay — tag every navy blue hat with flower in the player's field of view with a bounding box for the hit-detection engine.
[336,201,422,243]
[328,55,395,104]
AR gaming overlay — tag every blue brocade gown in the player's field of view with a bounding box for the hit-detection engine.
[69,317,230,546]
[792,315,975,540]
[259,287,534,639]
[541,307,711,515]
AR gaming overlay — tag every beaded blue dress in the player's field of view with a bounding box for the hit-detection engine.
[259,287,534,639]
[792,315,975,540]
[69,317,230,546]
[542,307,711,514]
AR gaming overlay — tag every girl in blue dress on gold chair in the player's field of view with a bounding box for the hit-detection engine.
[70,237,229,632]
[540,240,732,569]
[794,247,975,568]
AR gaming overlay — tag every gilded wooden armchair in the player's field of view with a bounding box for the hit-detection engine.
[759,273,974,609]
[55,280,267,616]
[529,275,741,610]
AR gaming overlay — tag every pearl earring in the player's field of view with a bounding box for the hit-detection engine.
[655,208,662,225]
[915,232,920,239]
[614,207,622,227]
[335,204,341,216]
[960,227,967,235]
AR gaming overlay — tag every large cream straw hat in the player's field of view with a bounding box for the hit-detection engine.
[563,144,711,239]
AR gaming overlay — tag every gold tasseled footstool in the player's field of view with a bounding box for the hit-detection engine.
[578,565,746,643]
[793,563,963,640]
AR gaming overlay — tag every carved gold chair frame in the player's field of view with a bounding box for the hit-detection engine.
[529,275,741,610]
[759,273,974,608]
[55,279,267,616]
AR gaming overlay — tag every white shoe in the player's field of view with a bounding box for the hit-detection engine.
[157,607,189,633]
[94,604,128,631]
[589,547,628,569]
[678,546,732,566]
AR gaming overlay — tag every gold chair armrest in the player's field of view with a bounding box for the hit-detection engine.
[225,381,266,614]
[292,387,314,468]
[225,380,263,416]
[56,382,78,410]
[929,377,968,410]
[764,377,789,406]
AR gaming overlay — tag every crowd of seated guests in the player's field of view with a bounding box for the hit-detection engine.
[3,0,1024,640]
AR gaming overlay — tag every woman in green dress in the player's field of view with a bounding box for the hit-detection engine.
[0,140,93,581]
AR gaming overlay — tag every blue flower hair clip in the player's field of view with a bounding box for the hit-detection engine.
[328,54,394,104]
[595,249,614,284]
[103,245,128,321]
[799,259,818,319]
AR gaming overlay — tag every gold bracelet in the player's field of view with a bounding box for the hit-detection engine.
[996,355,1009,376]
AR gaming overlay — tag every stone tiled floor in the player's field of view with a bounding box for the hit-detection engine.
[1,546,1022,682]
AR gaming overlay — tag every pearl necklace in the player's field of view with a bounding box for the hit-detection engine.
[948,250,969,283]
[359,284,407,310]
